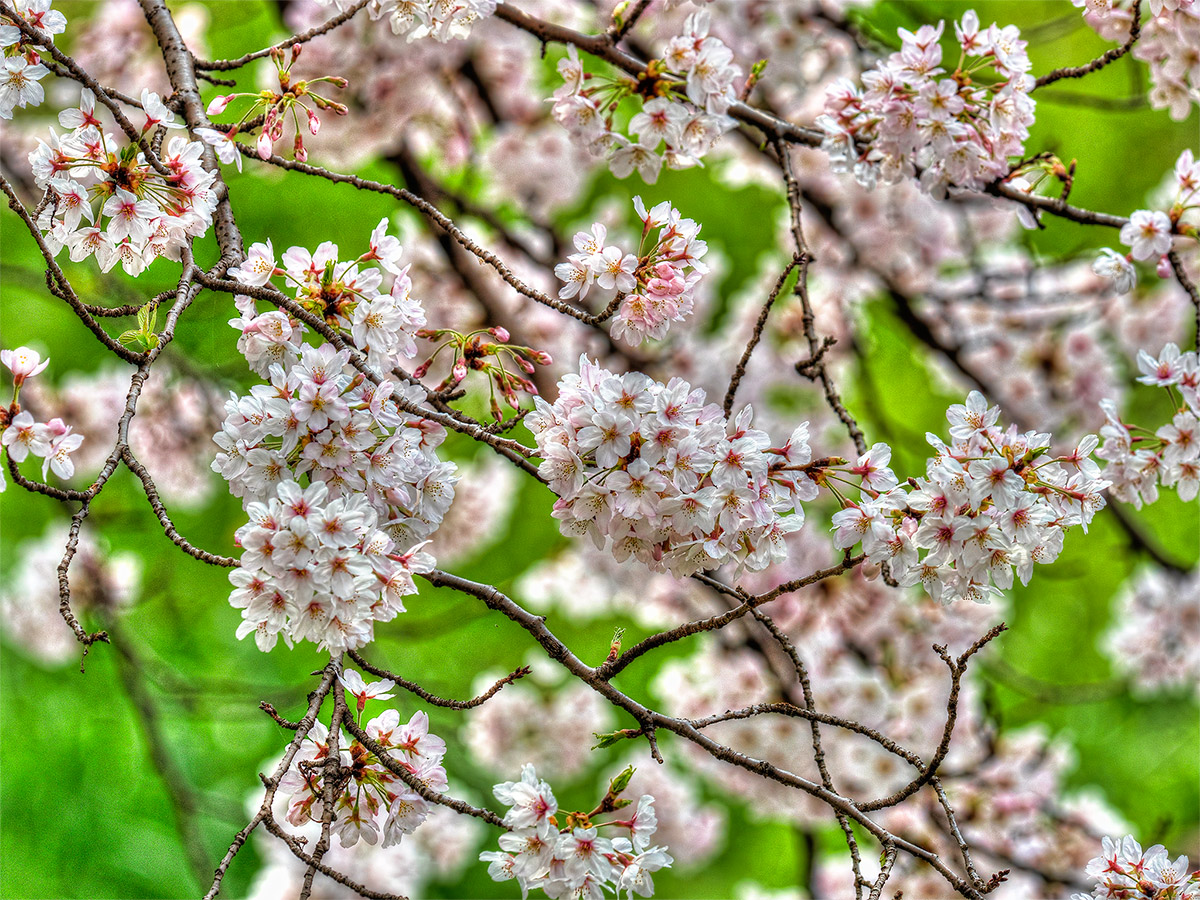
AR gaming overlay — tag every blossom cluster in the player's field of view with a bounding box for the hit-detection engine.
[1097,343,1199,505]
[818,12,1036,197]
[1093,150,1199,294]
[313,0,496,43]
[832,391,1110,604]
[555,197,708,345]
[248,802,480,899]
[551,10,740,184]
[227,218,426,377]
[29,88,216,276]
[214,224,457,652]
[0,347,84,491]
[1076,0,1200,121]
[0,0,63,119]
[529,355,816,577]
[280,671,448,848]
[1072,834,1199,900]
[481,764,673,900]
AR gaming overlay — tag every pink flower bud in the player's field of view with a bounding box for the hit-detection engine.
[1157,255,1172,278]
[412,359,432,379]
[43,417,69,440]
[532,350,553,366]
[257,130,274,160]
[488,326,510,342]
[452,357,468,383]
[293,134,307,163]
[290,43,302,62]
[206,94,232,116]
[307,109,321,135]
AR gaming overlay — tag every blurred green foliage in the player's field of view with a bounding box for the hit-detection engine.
[1,1,1197,898]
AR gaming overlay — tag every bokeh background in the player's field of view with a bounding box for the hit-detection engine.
[1,1,1197,897]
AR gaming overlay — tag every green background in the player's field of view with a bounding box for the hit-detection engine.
[1,2,1197,897]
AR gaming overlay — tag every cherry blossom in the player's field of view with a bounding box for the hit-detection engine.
[549,12,740,183]
[483,764,673,900]
[554,198,708,346]
[278,702,448,849]
[531,356,815,577]
[0,55,48,118]
[819,11,1035,196]
[1073,834,1200,899]
[29,95,217,272]
[834,390,1111,604]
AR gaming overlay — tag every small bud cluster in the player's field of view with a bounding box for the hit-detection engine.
[529,356,816,577]
[1072,834,1199,900]
[29,88,216,276]
[0,347,84,491]
[1093,150,1199,294]
[204,44,348,162]
[0,0,63,119]
[414,325,552,421]
[214,223,457,652]
[555,197,708,346]
[280,671,448,848]
[481,764,673,900]
[313,0,496,43]
[551,10,740,185]
[818,11,1035,197]
[833,391,1110,604]
[1097,343,1200,505]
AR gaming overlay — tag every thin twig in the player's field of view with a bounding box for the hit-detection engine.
[348,651,532,709]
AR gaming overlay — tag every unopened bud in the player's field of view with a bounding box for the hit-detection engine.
[412,359,431,379]
[206,94,233,116]
[1157,254,1172,278]
[307,109,321,135]
[291,43,302,62]
[488,326,510,342]
[293,134,307,162]
[608,763,634,796]
[452,357,468,383]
